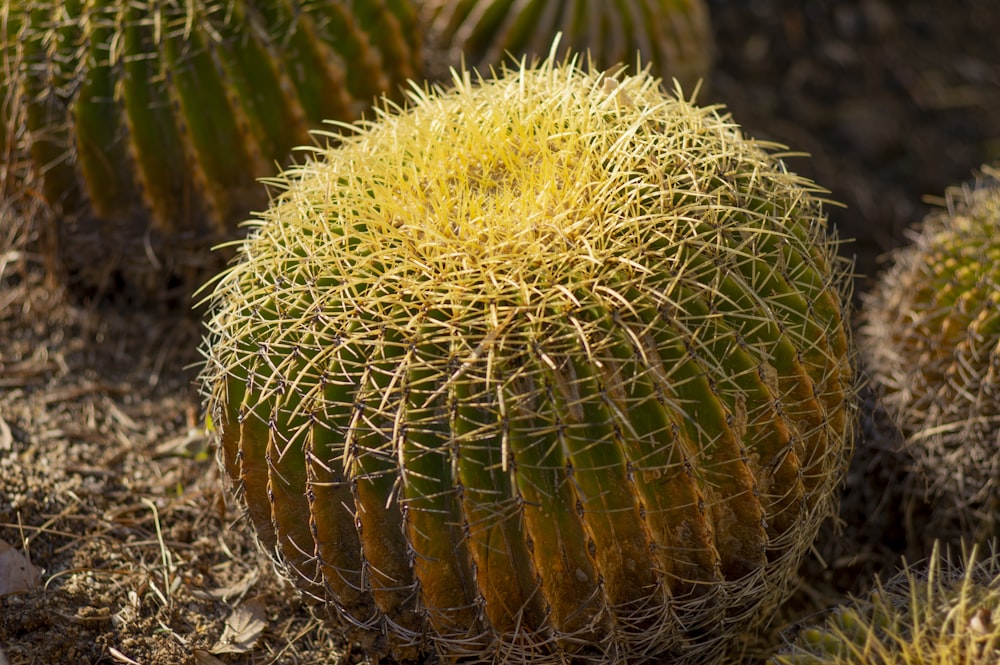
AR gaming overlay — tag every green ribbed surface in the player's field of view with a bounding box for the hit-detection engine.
[201,56,855,664]
[420,0,713,91]
[1,0,421,297]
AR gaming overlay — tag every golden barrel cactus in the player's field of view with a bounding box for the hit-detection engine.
[419,0,713,91]
[1,0,421,299]
[770,543,1000,665]
[860,165,1000,540]
[200,51,856,664]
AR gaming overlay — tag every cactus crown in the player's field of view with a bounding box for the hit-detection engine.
[201,49,855,664]
[860,165,1000,538]
[771,542,1000,665]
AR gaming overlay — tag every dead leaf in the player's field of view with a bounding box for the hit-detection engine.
[188,568,259,602]
[211,598,267,654]
[192,650,228,665]
[0,539,40,596]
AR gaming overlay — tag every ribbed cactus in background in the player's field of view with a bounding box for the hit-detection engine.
[860,165,1000,542]
[0,1,421,298]
[770,543,1000,665]
[419,0,713,91]
[200,51,856,664]
[0,9,37,269]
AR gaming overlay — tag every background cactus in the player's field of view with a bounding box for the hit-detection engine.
[769,542,1000,665]
[200,51,856,664]
[0,0,421,300]
[860,165,1000,542]
[419,0,713,92]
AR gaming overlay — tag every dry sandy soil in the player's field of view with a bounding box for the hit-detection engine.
[2,1,999,664]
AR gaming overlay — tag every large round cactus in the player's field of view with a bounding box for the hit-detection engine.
[200,51,856,664]
[769,543,1000,665]
[860,165,1000,541]
[1,0,421,298]
[419,0,713,91]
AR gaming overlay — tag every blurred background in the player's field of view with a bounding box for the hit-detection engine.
[706,0,1000,290]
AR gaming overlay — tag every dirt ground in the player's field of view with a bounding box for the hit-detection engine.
[2,2,999,664]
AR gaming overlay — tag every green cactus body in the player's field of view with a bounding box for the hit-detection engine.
[1,0,421,298]
[860,166,1000,541]
[420,0,713,92]
[770,543,1000,665]
[200,52,856,664]
[1,6,27,197]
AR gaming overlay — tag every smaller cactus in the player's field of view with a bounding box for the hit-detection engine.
[769,542,1000,665]
[860,165,1000,541]
[419,0,713,92]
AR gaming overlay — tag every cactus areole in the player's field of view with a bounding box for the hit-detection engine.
[201,52,856,664]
